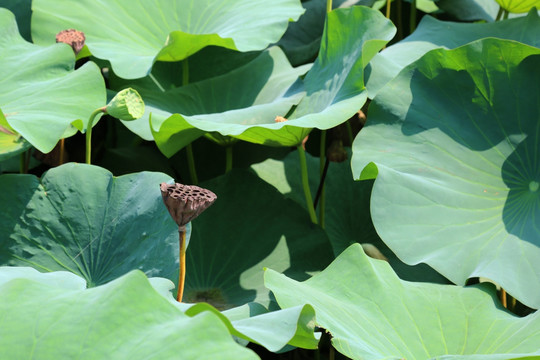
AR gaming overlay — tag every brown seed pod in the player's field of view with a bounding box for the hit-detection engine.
[160,183,217,229]
[55,29,86,55]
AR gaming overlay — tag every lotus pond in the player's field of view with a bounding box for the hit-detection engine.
[1,0,539,359]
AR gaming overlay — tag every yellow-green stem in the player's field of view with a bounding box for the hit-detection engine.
[85,107,105,165]
[186,144,198,184]
[326,0,332,13]
[500,288,507,308]
[385,0,391,18]
[410,0,417,33]
[319,131,327,229]
[176,228,186,302]
[297,144,318,224]
[182,58,199,185]
[495,6,504,21]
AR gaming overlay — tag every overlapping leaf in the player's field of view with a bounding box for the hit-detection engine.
[366,10,540,97]
[266,244,540,360]
[252,149,448,283]
[147,6,394,156]
[0,163,181,286]
[0,9,105,154]
[31,0,305,79]
[495,0,540,13]
[0,268,257,359]
[353,39,540,308]
[151,278,320,352]
[277,0,376,66]
[182,169,334,307]
[143,47,311,155]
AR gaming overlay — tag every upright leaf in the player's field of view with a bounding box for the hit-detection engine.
[366,10,540,97]
[353,39,540,308]
[0,163,182,286]
[266,244,540,360]
[32,0,305,79]
[0,9,105,154]
[0,268,258,359]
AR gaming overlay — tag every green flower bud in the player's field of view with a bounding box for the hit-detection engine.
[106,88,144,121]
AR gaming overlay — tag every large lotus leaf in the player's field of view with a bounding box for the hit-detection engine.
[277,0,376,66]
[0,268,257,359]
[265,244,540,360]
[283,6,395,134]
[151,279,320,352]
[0,9,105,154]
[31,0,304,80]
[132,47,310,153]
[495,0,540,13]
[145,6,394,154]
[0,163,184,287]
[352,39,540,308]
[251,149,448,284]
[365,10,540,97]
[179,169,334,308]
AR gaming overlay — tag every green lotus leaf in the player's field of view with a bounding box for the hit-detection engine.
[495,0,540,13]
[0,268,257,359]
[0,131,31,162]
[282,6,395,138]
[0,9,106,154]
[179,169,334,308]
[366,9,540,97]
[352,39,540,308]
[31,0,304,79]
[1,0,32,41]
[137,47,310,155]
[277,0,377,66]
[266,244,540,360]
[147,5,394,155]
[436,0,502,21]
[373,0,438,13]
[149,276,319,351]
[252,149,448,283]
[0,163,184,287]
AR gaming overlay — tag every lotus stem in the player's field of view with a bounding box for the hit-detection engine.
[186,144,199,184]
[503,10,509,19]
[181,58,199,185]
[225,145,233,173]
[149,73,166,92]
[19,150,30,174]
[410,0,417,33]
[177,227,187,302]
[297,144,318,224]
[385,0,391,18]
[85,107,105,165]
[500,288,507,308]
[345,121,354,145]
[319,130,327,229]
[326,0,332,13]
[495,6,504,21]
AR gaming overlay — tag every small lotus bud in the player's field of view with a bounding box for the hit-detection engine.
[275,116,287,123]
[106,88,145,121]
[160,183,217,229]
[55,29,85,55]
